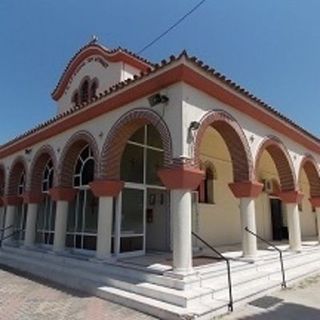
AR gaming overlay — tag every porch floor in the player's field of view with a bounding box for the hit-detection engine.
[118,237,319,273]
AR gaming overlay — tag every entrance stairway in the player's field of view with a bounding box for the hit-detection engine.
[0,243,319,319]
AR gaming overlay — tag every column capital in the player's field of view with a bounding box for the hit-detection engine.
[229,181,263,198]
[49,187,77,202]
[22,192,43,204]
[158,165,204,190]
[309,197,320,208]
[3,195,23,206]
[89,180,124,197]
[279,190,303,204]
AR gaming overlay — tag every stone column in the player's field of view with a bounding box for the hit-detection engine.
[171,189,193,273]
[22,193,43,248]
[309,197,320,243]
[0,198,5,230]
[49,187,76,253]
[316,208,320,243]
[90,180,124,261]
[158,164,204,276]
[229,181,264,259]
[280,191,303,252]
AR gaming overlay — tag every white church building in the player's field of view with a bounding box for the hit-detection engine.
[0,41,319,319]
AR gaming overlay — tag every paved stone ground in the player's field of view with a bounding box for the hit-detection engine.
[0,266,157,320]
[220,273,320,320]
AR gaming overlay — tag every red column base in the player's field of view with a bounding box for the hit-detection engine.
[229,181,263,198]
[89,180,124,197]
[3,195,23,206]
[158,165,204,190]
[309,197,320,208]
[49,187,77,202]
[22,192,44,204]
[279,190,303,204]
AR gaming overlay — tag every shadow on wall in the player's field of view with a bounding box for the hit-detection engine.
[236,303,320,320]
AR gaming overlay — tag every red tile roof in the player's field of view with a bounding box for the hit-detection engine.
[0,47,319,157]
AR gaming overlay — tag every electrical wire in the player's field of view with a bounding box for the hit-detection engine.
[137,0,207,54]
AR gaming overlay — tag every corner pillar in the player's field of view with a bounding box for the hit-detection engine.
[229,181,263,259]
[22,193,43,248]
[309,197,320,243]
[49,187,76,253]
[158,163,204,275]
[90,180,124,261]
[280,191,303,252]
[3,196,22,244]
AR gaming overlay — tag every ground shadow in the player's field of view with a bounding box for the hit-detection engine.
[235,302,320,320]
[0,263,91,298]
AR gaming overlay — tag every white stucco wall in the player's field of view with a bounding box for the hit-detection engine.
[1,59,319,247]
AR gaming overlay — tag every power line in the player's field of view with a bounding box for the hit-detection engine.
[138,0,207,54]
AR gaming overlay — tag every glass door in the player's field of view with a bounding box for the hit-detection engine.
[119,187,145,256]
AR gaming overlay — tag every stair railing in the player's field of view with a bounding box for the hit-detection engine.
[192,231,233,312]
[244,227,287,288]
[0,225,21,247]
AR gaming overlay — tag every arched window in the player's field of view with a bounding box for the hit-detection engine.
[90,80,98,99]
[72,91,79,105]
[198,162,216,204]
[80,80,89,104]
[66,145,98,252]
[15,171,27,242]
[36,160,56,246]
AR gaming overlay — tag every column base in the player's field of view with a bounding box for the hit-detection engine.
[164,269,198,281]
[289,247,302,253]
[51,249,66,256]
[90,256,116,264]
[21,244,35,250]
[240,254,257,263]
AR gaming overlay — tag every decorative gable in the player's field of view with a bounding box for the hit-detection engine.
[52,42,152,114]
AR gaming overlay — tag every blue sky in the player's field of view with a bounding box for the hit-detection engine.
[1,0,320,144]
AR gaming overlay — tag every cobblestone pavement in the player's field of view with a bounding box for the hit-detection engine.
[0,267,157,320]
[221,274,320,320]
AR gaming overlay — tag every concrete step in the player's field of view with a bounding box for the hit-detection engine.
[1,245,194,291]
[0,248,213,308]
[0,249,229,319]
[0,244,319,320]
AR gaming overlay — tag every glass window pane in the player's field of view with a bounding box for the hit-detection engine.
[82,159,95,185]
[76,190,85,232]
[75,235,82,249]
[120,236,143,253]
[67,198,76,232]
[146,149,163,185]
[84,190,98,233]
[83,235,96,250]
[66,234,74,248]
[75,159,82,175]
[128,126,145,143]
[121,189,144,234]
[74,176,80,187]
[49,201,56,232]
[121,144,144,183]
[48,170,54,189]
[147,125,162,148]
[80,146,89,160]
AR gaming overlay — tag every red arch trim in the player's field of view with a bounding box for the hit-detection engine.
[255,136,296,192]
[100,108,172,180]
[193,110,254,182]
[298,154,320,197]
